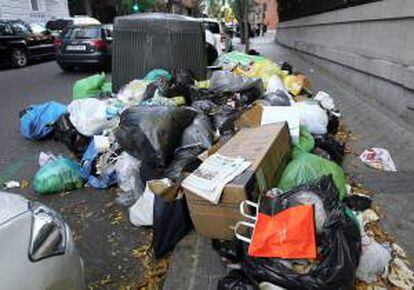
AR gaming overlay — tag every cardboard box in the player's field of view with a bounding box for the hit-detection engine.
[185,123,291,240]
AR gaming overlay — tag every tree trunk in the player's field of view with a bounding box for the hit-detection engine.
[244,0,249,53]
[83,0,93,16]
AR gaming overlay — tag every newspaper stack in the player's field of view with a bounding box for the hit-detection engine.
[182,154,251,204]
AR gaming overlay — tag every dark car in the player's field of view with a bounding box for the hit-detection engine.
[55,24,112,71]
[0,20,55,68]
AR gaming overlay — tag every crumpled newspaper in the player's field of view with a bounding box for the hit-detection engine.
[359,148,397,172]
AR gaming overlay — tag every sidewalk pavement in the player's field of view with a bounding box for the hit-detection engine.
[163,33,414,289]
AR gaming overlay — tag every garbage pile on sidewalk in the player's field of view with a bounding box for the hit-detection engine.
[19,51,413,289]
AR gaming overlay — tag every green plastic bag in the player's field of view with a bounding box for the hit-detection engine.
[33,158,85,194]
[294,126,315,153]
[278,150,347,200]
[215,51,265,66]
[73,73,107,100]
[101,81,112,94]
[143,69,172,82]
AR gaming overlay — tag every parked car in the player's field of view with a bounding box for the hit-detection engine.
[201,18,232,53]
[0,191,85,290]
[0,20,55,68]
[55,24,112,71]
[46,16,101,37]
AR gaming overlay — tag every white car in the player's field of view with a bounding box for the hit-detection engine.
[0,192,85,290]
[201,18,232,54]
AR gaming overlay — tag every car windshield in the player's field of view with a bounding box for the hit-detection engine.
[46,19,73,31]
[203,21,220,34]
[30,23,46,34]
[64,26,101,39]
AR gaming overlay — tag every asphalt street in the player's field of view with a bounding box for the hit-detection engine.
[0,60,149,289]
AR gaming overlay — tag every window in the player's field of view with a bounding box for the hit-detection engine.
[30,0,40,11]
[63,27,101,39]
[0,23,14,36]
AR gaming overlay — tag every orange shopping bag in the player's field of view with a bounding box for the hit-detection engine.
[235,201,317,259]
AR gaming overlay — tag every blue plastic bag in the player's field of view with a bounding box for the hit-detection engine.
[80,139,117,189]
[20,101,67,140]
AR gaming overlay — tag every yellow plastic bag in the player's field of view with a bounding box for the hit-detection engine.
[284,74,311,96]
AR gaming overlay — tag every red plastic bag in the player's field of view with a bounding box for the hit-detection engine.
[235,203,317,259]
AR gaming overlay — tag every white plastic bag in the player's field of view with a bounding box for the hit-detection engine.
[38,151,58,167]
[266,75,289,96]
[314,91,335,111]
[261,106,300,143]
[292,100,328,135]
[129,182,156,227]
[115,152,143,206]
[68,98,119,137]
[117,79,148,105]
[359,148,397,172]
[356,226,392,282]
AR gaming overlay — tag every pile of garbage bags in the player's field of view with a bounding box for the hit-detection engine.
[19,52,413,289]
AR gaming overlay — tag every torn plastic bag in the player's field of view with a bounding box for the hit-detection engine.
[241,176,361,290]
[129,181,156,226]
[33,157,85,194]
[191,100,218,114]
[359,147,397,172]
[73,73,107,100]
[263,90,291,106]
[68,98,119,137]
[235,203,317,259]
[80,137,118,189]
[153,194,193,258]
[278,150,347,200]
[314,134,345,165]
[53,113,91,158]
[164,146,203,181]
[218,270,255,290]
[356,233,391,283]
[20,101,67,140]
[210,70,263,95]
[115,106,197,168]
[115,152,144,206]
[212,105,241,134]
[180,114,215,149]
[293,100,328,135]
[143,69,172,82]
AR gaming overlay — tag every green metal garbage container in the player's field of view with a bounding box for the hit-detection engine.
[113,13,207,92]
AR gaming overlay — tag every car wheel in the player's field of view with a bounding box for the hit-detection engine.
[11,48,28,68]
[59,64,75,72]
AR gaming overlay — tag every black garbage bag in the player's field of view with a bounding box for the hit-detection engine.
[212,105,241,135]
[191,99,218,114]
[164,146,203,182]
[344,194,372,211]
[153,194,193,258]
[53,113,91,158]
[281,62,293,74]
[181,113,215,149]
[156,69,194,102]
[263,90,291,106]
[314,134,345,165]
[327,110,341,135]
[115,106,196,168]
[241,176,361,290]
[209,71,264,96]
[142,82,158,101]
[218,270,255,290]
[212,239,244,262]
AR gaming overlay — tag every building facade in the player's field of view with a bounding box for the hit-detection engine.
[0,0,69,23]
